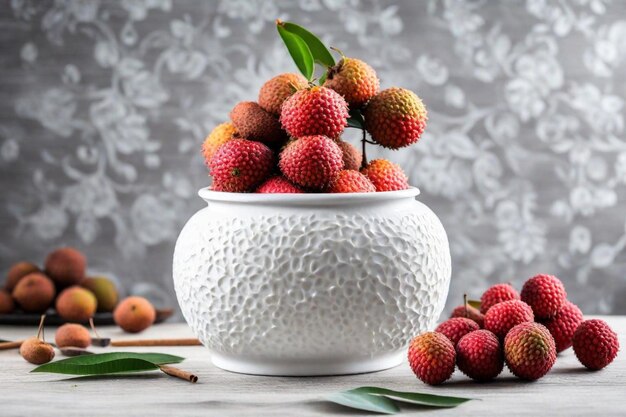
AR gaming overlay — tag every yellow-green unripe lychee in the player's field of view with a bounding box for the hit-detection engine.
[81,276,119,312]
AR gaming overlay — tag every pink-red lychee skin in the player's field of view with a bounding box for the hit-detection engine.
[230,101,285,147]
[480,283,520,314]
[280,86,349,139]
[504,322,556,381]
[435,317,480,346]
[328,170,375,193]
[573,319,619,370]
[484,299,534,340]
[450,304,484,328]
[336,140,362,171]
[279,135,344,190]
[361,159,409,192]
[255,176,304,194]
[539,301,584,353]
[363,87,427,149]
[408,332,456,385]
[209,139,274,192]
[323,57,380,108]
[456,329,504,382]
[521,274,567,319]
[258,72,308,116]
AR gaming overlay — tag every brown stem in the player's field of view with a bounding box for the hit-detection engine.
[89,317,101,339]
[36,314,46,340]
[361,128,368,169]
[463,294,469,317]
[159,365,198,383]
[110,338,202,347]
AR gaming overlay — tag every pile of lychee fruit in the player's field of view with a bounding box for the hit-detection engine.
[408,274,620,385]
[201,55,427,193]
[1,248,157,333]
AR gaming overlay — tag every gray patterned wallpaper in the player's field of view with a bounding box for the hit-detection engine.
[1,0,626,315]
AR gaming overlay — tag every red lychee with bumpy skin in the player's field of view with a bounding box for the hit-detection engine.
[255,176,304,194]
[209,139,274,192]
[573,319,619,370]
[450,304,484,328]
[361,159,409,192]
[435,317,480,346]
[504,322,556,380]
[12,273,56,313]
[456,329,503,381]
[280,86,349,139]
[408,332,456,385]
[258,72,308,116]
[484,299,534,340]
[480,283,520,314]
[363,87,427,149]
[5,261,40,292]
[230,101,285,147]
[539,301,583,353]
[201,122,237,166]
[323,57,380,108]
[45,247,86,287]
[521,274,567,319]
[279,135,344,190]
[328,170,375,193]
[336,139,362,171]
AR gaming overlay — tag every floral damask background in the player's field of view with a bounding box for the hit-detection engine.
[1,0,626,315]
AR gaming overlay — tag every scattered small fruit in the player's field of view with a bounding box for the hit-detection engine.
[480,283,520,314]
[504,322,556,381]
[435,317,480,346]
[327,170,375,193]
[361,159,409,192]
[45,247,86,287]
[5,261,39,292]
[456,329,503,382]
[539,301,583,353]
[20,336,55,365]
[114,296,156,333]
[12,273,56,313]
[55,323,91,348]
[521,274,567,319]
[408,332,456,385]
[573,319,619,370]
[450,303,484,328]
[0,289,15,314]
[483,299,534,340]
[55,286,97,322]
[81,276,119,313]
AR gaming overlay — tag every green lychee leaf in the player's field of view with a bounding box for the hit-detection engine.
[352,387,473,408]
[347,108,365,129]
[467,299,481,309]
[277,24,314,81]
[278,21,335,68]
[326,389,399,414]
[31,352,184,375]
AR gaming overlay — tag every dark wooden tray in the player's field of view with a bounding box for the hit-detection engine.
[0,308,173,326]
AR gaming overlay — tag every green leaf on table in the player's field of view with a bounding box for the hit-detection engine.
[326,389,399,414]
[467,299,481,310]
[277,23,314,80]
[277,21,335,68]
[353,387,473,408]
[31,352,184,375]
[347,108,365,129]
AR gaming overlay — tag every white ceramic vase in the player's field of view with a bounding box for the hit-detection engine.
[173,187,451,376]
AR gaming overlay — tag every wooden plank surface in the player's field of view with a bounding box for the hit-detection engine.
[0,316,624,416]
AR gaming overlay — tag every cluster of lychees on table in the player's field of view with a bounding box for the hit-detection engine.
[201,21,427,193]
[408,274,620,385]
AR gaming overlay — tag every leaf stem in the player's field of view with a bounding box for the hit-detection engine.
[361,128,368,169]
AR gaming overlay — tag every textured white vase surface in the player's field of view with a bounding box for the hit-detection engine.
[173,187,451,376]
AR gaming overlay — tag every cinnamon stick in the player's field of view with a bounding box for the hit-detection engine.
[0,340,24,350]
[159,365,198,383]
[110,338,202,347]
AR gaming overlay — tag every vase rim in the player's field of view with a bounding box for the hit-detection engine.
[198,186,420,205]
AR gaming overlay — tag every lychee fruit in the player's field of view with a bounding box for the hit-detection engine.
[504,322,556,380]
[573,319,619,370]
[539,301,583,353]
[0,289,15,314]
[55,323,91,348]
[279,135,344,190]
[363,87,428,149]
[255,176,304,194]
[114,296,156,333]
[450,304,484,328]
[435,317,480,346]
[323,57,380,108]
[81,276,119,312]
[328,170,375,193]
[408,332,456,385]
[456,329,504,381]
[521,274,567,319]
[230,101,285,147]
[361,159,409,192]
[258,72,308,116]
[201,122,237,166]
[483,299,534,340]
[45,247,86,287]
[20,336,55,365]
[55,286,97,322]
[280,86,349,139]
[5,261,40,292]
[209,139,274,192]
[336,139,362,171]
[12,273,56,313]
[480,283,520,314]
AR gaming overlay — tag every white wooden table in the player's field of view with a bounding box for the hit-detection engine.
[1,316,624,416]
